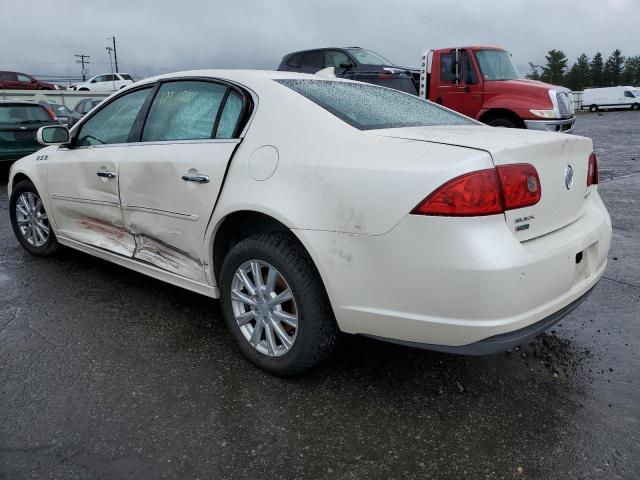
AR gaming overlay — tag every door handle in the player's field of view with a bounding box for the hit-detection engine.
[96,171,116,179]
[182,173,210,184]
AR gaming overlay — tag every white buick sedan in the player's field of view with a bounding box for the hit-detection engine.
[7,70,611,375]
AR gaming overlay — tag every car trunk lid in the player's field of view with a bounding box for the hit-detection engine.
[371,126,593,241]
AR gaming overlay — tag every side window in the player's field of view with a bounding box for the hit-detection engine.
[1,72,18,81]
[216,91,244,139]
[624,91,634,98]
[286,53,302,68]
[325,51,350,68]
[461,53,478,84]
[92,75,105,83]
[76,87,151,146]
[74,101,84,113]
[142,81,227,142]
[440,53,455,82]
[17,74,32,83]
[302,51,324,69]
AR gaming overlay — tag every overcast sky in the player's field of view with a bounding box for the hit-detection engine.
[2,0,638,82]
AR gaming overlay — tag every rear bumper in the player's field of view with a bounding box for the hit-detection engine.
[296,191,612,351]
[524,117,575,133]
[365,287,593,355]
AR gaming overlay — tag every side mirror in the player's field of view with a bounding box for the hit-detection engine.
[37,125,70,145]
[339,61,354,70]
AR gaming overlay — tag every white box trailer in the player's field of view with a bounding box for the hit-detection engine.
[582,86,640,112]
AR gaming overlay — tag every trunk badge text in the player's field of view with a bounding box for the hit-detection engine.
[564,164,574,190]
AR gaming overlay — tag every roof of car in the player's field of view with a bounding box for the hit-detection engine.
[0,99,40,105]
[138,69,325,89]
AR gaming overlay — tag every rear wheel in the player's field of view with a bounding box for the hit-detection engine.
[486,117,517,128]
[9,180,59,256]
[589,104,599,112]
[220,233,338,375]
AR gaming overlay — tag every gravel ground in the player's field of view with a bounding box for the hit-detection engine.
[0,110,638,479]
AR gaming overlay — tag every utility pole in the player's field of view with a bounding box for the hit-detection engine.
[112,36,119,73]
[106,47,116,90]
[75,54,90,81]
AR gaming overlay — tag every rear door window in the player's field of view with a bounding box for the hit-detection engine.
[141,81,227,142]
[302,51,324,70]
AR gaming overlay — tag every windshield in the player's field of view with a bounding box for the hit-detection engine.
[120,74,133,81]
[475,49,521,81]
[277,79,476,130]
[0,105,51,125]
[346,49,393,66]
[632,90,640,98]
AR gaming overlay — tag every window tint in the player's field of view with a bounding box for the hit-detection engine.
[286,53,302,68]
[302,51,324,69]
[0,72,18,81]
[0,105,51,124]
[440,53,455,82]
[277,79,475,130]
[325,51,350,68]
[76,87,150,146]
[624,90,634,98]
[216,91,243,138]
[142,81,227,142]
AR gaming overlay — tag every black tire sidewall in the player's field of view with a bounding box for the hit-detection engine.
[589,105,598,112]
[220,234,334,375]
[9,180,58,256]
[487,118,517,128]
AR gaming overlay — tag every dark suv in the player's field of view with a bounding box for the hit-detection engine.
[278,47,419,94]
[0,101,59,162]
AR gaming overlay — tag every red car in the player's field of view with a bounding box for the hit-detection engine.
[0,71,57,90]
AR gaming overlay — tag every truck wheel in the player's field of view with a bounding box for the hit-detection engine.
[486,118,517,128]
[589,105,599,112]
[631,103,640,111]
[219,232,338,376]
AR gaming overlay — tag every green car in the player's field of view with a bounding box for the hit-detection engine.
[0,100,60,163]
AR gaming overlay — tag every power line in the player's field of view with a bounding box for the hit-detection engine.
[75,54,90,81]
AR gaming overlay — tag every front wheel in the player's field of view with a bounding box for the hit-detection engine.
[220,233,338,375]
[9,180,59,256]
[589,104,599,112]
[631,103,640,111]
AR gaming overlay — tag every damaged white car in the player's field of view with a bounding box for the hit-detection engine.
[7,70,611,375]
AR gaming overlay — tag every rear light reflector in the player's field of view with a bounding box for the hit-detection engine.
[587,152,598,186]
[411,164,541,217]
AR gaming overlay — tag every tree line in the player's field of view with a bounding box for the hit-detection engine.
[526,49,640,91]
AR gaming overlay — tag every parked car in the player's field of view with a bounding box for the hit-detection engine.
[582,86,640,112]
[278,47,418,94]
[68,73,134,92]
[72,98,103,122]
[38,100,79,127]
[0,71,57,90]
[0,100,59,162]
[7,71,611,375]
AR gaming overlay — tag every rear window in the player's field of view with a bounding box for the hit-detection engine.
[120,74,133,81]
[276,79,476,130]
[0,105,51,124]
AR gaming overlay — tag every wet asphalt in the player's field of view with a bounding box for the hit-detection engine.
[1,111,639,479]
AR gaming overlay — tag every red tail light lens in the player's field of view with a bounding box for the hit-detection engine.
[587,153,598,186]
[411,169,503,216]
[411,164,541,217]
[44,106,57,121]
[496,164,541,210]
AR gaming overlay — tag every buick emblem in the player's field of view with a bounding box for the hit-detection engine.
[564,165,574,190]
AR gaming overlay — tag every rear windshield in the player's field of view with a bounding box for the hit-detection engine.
[0,104,51,124]
[276,79,475,130]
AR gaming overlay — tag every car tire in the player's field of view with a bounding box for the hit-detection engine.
[486,117,518,128]
[631,103,640,111]
[219,232,338,376]
[589,104,599,112]
[9,180,59,257]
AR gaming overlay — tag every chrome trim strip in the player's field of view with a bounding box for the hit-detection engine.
[122,204,199,221]
[50,195,119,207]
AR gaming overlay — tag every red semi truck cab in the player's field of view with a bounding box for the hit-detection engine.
[418,46,575,132]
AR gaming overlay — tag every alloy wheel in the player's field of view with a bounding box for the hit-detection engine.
[15,192,50,247]
[230,260,298,357]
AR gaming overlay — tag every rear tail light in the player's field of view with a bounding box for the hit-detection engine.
[411,164,541,217]
[44,106,57,121]
[587,152,598,186]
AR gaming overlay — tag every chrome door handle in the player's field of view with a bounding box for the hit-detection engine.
[182,174,210,184]
[96,171,117,179]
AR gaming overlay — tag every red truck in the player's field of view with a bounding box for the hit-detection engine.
[418,46,575,132]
